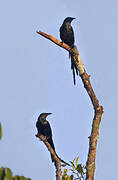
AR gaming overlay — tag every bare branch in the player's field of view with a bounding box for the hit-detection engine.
[35,134,62,180]
[80,73,103,180]
[36,31,71,52]
[37,31,85,75]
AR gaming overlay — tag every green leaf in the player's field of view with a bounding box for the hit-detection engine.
[72,158,76,165]
[12,175,20,180]
[5,168,12,180]
[20,176,26,180]
[0,167,5,180]
[75,157,79,168]
[64,168,67,175]
[66,177,71,180]
[0,123,2,140]
[70,175,74,180]
[71,159,75,171]
[62,176,66,180]
[76,164,83,174]
[62,169,68,180]
[62,174,67,180]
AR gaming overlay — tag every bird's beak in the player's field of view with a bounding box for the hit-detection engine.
[46,113,52,116]
[71,18,75,22]
[45,113,52,118]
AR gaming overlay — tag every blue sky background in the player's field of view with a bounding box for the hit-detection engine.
[0,0,118,179]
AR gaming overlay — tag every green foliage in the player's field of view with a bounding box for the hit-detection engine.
[0,167,5,180]
[19,176,31,180]
[62,168,73,180]
[0,167,31,180]
[62,157,86,180]
[76,164,84,174]
[6,168,13,180]
[0,125,31,180]
[12,175,31,180]
[76,157,79,167]
[12,176,21,180]
[20,176,27,180]
[0,123,2,140]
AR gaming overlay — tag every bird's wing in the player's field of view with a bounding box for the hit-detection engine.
[45,121,56,160]
[44,121,52,137]
[36,120,43,134]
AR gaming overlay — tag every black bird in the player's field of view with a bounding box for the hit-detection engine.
[60,17,75,48]
[60,17,78,85]
[36,113,70,165]
[36,113,55,162]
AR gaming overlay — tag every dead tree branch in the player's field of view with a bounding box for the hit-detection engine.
[35,134,62,180]
[37,31,104,180]
[80,73,103,180]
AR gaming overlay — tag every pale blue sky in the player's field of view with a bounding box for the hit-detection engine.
[0,0,118,179]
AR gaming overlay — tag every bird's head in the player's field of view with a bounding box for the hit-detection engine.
[63,17,75,23]
[38,113,52,123]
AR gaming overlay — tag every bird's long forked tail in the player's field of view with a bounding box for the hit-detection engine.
[47,137,56,163]
[53,152,70,166]
[69,52,78,85]
[48,138,70,166]
[50,147,70,166]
